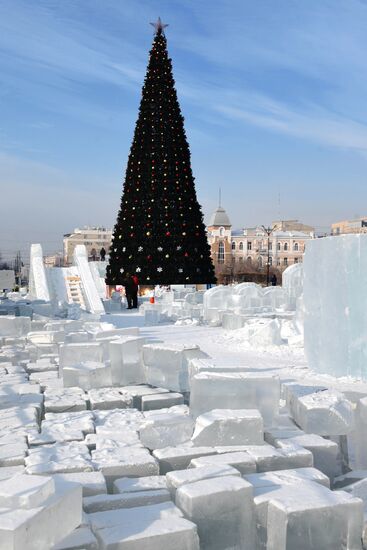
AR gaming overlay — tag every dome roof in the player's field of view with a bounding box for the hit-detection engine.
[209,206,231,227]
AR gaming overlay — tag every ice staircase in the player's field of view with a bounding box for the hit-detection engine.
[28,243,105,315]
[65,275,86,308]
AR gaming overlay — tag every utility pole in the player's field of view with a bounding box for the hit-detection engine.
[14,251,22,287]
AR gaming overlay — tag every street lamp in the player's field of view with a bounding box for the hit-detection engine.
[261,225,278,286]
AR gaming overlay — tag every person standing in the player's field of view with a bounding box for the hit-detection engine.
[131,274,139,308]
[123,273,134,309]
[100,247,106,261]
[270,273,277,286]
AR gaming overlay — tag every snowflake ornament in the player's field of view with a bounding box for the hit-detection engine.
[138,246,143,252]
[178,268,183,273]
[176,245,182,250]
[157,247,163,252]
[122,247,126,252]
[120,268,124,273]
[157,267,163,272]
[136,267,141,272]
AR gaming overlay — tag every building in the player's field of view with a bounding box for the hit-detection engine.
[207,206,315,283]
[331,217,367,236]
[44,254,63,268]
[271,219,315,233]
[63,227,112,266]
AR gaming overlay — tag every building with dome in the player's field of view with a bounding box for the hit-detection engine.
[207,205,315,283]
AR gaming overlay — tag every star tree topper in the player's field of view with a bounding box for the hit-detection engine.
[150,17,169,34]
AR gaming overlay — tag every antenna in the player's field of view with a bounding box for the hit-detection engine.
[278,192,281,220]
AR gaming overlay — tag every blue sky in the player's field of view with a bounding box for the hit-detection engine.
[1,0,367,257]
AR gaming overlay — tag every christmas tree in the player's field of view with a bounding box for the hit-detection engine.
[106,18,216,286]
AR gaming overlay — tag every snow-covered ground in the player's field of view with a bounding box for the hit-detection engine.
[143,322,306,369]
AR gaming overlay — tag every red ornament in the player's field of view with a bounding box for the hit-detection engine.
[184,252,189,257]
[166,231,171,236]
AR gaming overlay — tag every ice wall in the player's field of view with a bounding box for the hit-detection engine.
[89,261,107,299]
[282,263,304,310]
[73,246,105,314]
[303,234,367,379]
[28,244,51,301]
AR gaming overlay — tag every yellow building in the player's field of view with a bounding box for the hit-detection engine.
[331,217,367,236]
[207,206,315,283]
[63,227,112,266]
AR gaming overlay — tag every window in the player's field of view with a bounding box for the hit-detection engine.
[284,257,288,266]
[218,242,225,264]
[294,257,299,263]
[269,242,272,251]
[284,242,288,251]
[293,242,299,251]
[219,227,224,237]
[231,241,236,250]
[277,259,281,266]
[247,256,252,263]
[277,242,281,251]
[239,242,244,250]
[247,241,252,251]
[258,256,263,267]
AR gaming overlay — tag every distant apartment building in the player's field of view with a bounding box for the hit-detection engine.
[63,227,112,266]
[207,206,315,282]
[44,254,62,268]
[331,217,367,236]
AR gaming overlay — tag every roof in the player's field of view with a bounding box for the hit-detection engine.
[208,206,231,227]
[273,230,313,238]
